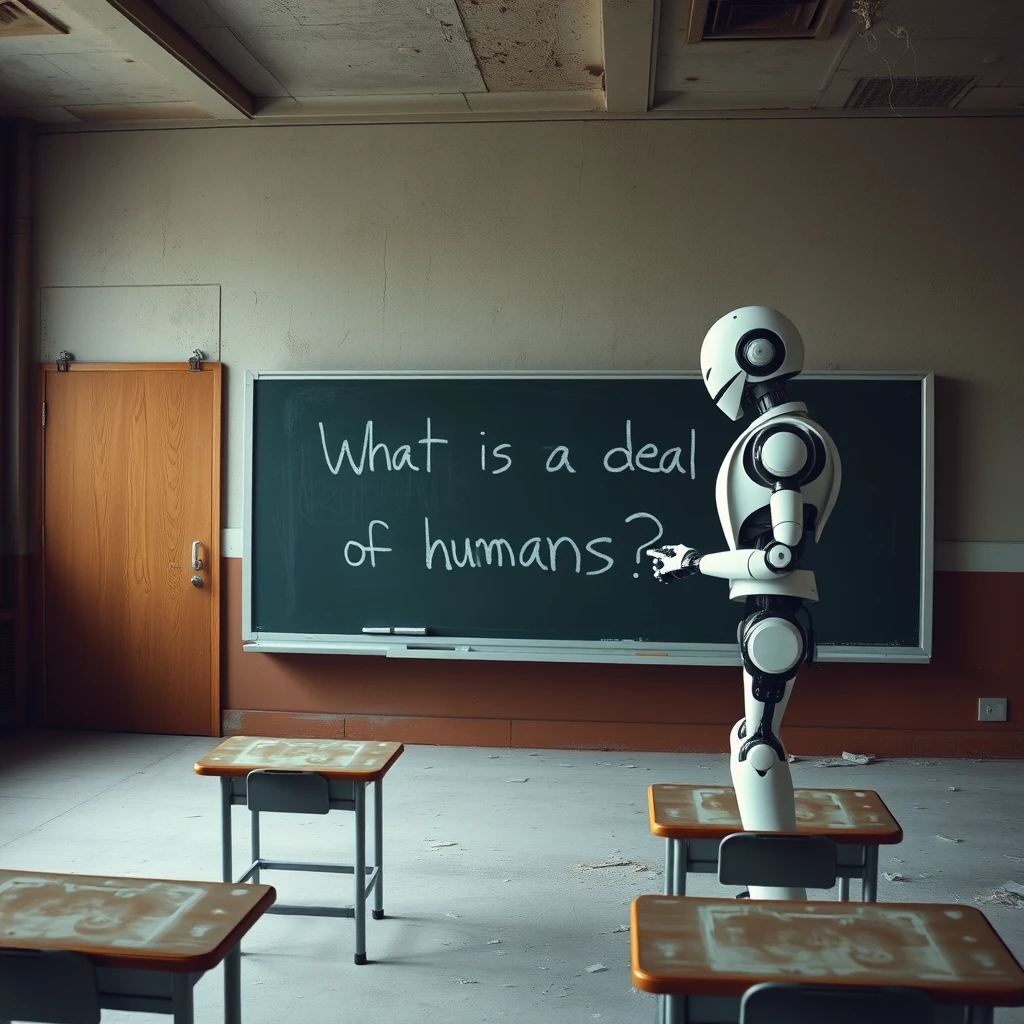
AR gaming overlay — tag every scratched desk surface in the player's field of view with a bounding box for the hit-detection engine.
[648,785,902,843]
[194,736,405,781]
[0,870,275,972]
[631,895,1024,1005]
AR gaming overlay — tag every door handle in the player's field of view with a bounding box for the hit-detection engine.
[191,540,204,571]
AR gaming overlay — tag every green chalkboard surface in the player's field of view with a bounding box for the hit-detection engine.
[243,373,932,663]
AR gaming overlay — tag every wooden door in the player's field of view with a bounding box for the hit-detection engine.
[41,363,221,735]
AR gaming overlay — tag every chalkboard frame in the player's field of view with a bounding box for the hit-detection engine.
[242,370,933,665]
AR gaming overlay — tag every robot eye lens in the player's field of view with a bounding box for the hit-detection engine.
[745,338,775,366]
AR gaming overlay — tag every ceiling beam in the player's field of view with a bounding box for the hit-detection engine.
[61,0,253,118]
[601,0,661,112]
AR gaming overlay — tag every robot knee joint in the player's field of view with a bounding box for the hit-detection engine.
[740,611,806,703]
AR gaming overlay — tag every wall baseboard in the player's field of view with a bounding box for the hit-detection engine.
[222,709,1024,758]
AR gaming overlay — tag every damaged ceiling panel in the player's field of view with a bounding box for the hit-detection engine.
[150,0,486,97]
[453,0,604,93]
[655,0,857,102]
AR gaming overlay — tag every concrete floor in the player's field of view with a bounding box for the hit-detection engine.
[1,731,1022,1024]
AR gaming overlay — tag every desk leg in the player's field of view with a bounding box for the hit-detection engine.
[664,994,685,1024]
[172,972,195,1024]
[839,875,850,901]
[672,840,686,897]
[665,839,675,896]
[250,810,261,885]
[354,782,367,964]
[863,845,878,902]
[372,778,385,920]
[967,1008,994,1024]
[224,942,241,1024]
[220,777,233,883]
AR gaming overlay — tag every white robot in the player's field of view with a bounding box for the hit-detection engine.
[648,306,841,900]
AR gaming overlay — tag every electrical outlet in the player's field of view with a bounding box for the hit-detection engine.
[978,698,1008,722]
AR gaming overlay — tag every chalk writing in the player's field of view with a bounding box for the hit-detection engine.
[320,418,448,475]
[424,518,614,575]
[604,422,696,477]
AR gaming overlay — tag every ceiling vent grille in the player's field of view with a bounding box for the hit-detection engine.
[0,0,66,38]
[687,0,843,42]
[845,75,975,109]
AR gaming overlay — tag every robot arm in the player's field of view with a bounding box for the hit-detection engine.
[649,424,810,584]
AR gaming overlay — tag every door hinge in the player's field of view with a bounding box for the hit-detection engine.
[41,401,46,426]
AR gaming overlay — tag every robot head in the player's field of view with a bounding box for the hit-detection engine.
[699,306,805,420]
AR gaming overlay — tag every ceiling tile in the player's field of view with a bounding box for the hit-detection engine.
[0,54,78,103]
[165,0,486,96]
[656,34,853,94]
[454,0,604,92]
[242,25,481,95]
[41,51,185,102]
[1003,60,1024,87]
[0,1,121,54]
[955,85,1024,109]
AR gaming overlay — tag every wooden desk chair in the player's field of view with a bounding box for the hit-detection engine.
[0,948,100,1024]
[740,982,934,1023]
[718,832,837,890]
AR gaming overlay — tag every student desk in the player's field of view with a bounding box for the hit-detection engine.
[649,785,902,900]
[0,869,274,1024]
[631,895,1024,1024]
[195,736,404,965]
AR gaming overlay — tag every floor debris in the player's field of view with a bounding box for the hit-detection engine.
[431,841,459,849]
[976,884,1024,908]
[936,835,963,843]
[841,751,875,764]
[506,777,529,783]
[455,979,478,985]
[487,939,501,945]
[585,964,608,973]
[883,871,906,881]
[579,859,634,870]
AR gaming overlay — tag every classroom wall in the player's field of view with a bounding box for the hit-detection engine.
[33,117,1024,754]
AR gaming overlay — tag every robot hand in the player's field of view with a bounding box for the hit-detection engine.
[647,544,703,583]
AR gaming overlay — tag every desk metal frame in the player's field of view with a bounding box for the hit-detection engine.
[220,774,384,965]
[663,837,880,901]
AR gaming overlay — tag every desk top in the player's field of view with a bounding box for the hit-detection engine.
[0,870,274,973]
[631,895,1024,1006]
[194,736,404,780]
[649,785,902,843]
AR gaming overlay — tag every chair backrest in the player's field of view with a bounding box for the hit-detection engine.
[740,982,934,1024]
[0,949,100,1024]
[718,832,837,889]
[246,769,330,814]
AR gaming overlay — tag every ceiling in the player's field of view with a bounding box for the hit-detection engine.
[0,0,1021,126]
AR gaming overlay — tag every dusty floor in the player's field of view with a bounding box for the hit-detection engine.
[1,731,1022,1023]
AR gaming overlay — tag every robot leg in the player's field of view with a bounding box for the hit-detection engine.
[728,608,806,900]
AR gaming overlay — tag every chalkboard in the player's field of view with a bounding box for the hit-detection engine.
[242,372,933,664]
